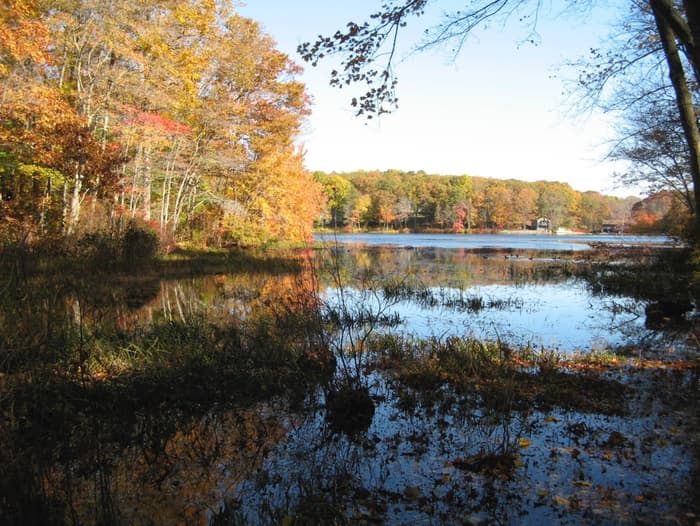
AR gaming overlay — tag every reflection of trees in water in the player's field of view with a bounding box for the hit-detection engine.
[4,249,696,523]
[130,269,322,330]
[318,246,577,291]
[93,248,584,340]
[0,255,335,524]
[5,402,292,525]
[232,387,532,524]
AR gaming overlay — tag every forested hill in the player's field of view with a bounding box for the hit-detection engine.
[314,170,684,234]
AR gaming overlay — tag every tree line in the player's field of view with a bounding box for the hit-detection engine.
[315,169,683,234]
[0,0,324,250]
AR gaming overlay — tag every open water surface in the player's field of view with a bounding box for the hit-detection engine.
[3,234,697,525]
[315,232,678,251]
[316,234,683,353]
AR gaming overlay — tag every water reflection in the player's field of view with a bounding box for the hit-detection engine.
[233,379,534,525]
[1,395,299,525]
[2,243,697,525]
[74,244,685,356]
[317,246,689,353]
[316,232,677,251]
[230,368,694,525]
[64,244,693,371]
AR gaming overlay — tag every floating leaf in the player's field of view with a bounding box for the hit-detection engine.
[403,486,422,500]
[552,495,570,507]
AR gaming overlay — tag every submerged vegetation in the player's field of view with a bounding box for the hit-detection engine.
[382,277,525,312]
[370,333,628,415]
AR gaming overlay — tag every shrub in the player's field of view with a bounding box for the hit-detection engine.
[121,222,160,265]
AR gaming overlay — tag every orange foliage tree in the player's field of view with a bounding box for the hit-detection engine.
[0,84,123,238]
[0,0,322,247]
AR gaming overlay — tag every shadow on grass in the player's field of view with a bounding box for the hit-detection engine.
[0,316,336,525]
[0,243,333,526]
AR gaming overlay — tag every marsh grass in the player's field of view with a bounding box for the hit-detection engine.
[158,246,306,278]
[577,245,696,302]
[382,278,524,312]
[368,333,628,415]
[0,246,335,448]
[0,257,339,525]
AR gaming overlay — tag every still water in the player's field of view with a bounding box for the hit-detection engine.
[117,238,673,353]
[315,232,677,251]
[314,234,681,353]
[3,234,696,525]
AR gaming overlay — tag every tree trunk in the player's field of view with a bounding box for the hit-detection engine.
[653,0,700,82]
[651,0,700,238]
[67,169,83,235]
[681,0,700,82]
[129,143,142,218]
[143,146,152,221]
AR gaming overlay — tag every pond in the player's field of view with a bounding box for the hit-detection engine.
[94,234,681,355]
[315,232,679,251]
[1,236,698,525]
[313,234,686,353]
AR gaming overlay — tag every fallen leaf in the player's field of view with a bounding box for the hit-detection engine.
[552,495,570,507]
[403,486,422,500]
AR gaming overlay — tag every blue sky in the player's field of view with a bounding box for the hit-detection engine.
[239,1,640,197]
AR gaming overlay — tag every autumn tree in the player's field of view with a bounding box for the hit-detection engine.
[0,83,122,237]
[447,175,473,231]
[630,191,689,235]
[369,190,397,229]
[484,184,513,229]
[313,169,639,233]
[394,196,414,229]
[0,0,51,77]
[348,193,372,230]
[315,172,352,227]
[537,181,577,229]
[573,2,699,235]
[512,186,538,228]
[0,1,94,237]
[578,192,611,232]
[1,0,322,246]
[610,95,695,216]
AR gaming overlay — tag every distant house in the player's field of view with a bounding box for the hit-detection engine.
[530,217,552,231]
[601,220,626,234]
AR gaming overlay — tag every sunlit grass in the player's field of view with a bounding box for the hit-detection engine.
[367,333,629,415]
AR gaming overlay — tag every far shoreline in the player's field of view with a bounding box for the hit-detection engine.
[314,228,662,237]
